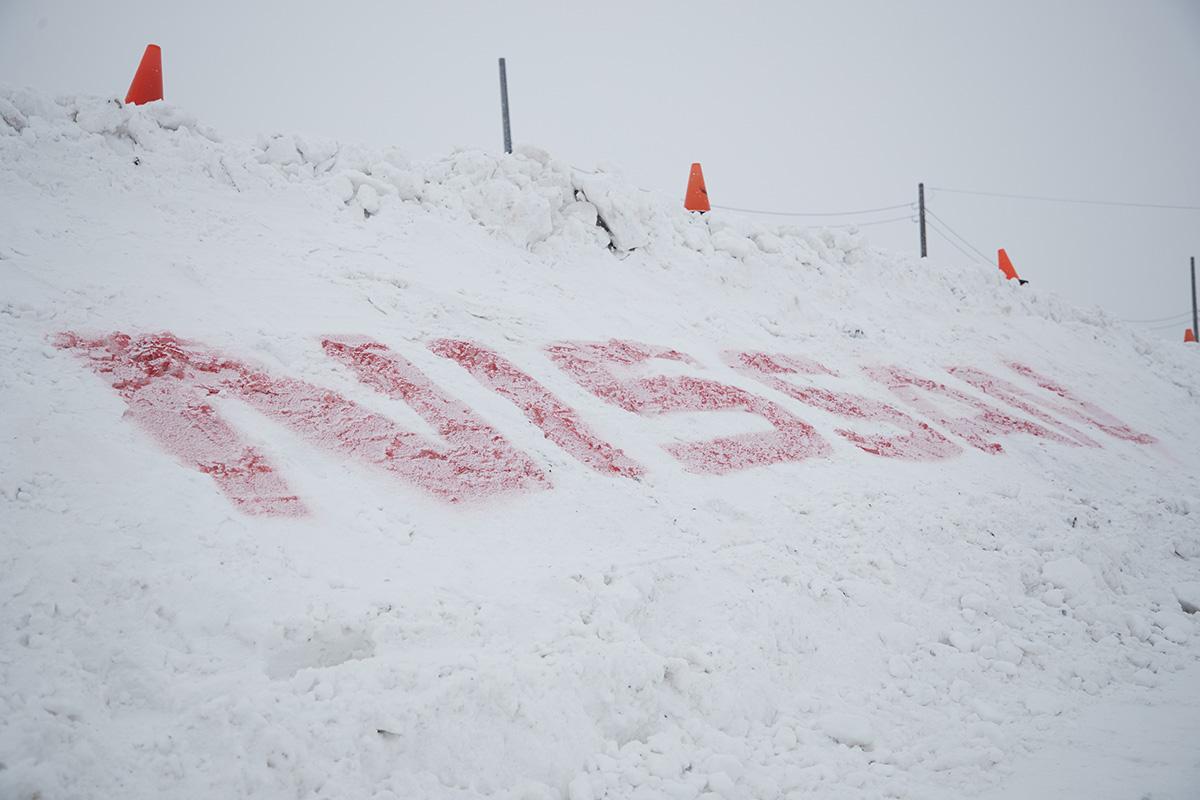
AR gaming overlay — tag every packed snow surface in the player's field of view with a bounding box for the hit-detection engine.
[2,88,1199,799]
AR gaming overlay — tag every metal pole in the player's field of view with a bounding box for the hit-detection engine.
[918,182,927,258]
[1191,256,1198,341]
[498,58,512,154]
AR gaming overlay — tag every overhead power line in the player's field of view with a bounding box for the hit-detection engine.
[930,186,1200,212]
[1146,319,1192,332]
[924,207,994,265]
[1121,310,1194,324]
[828,214,914,229]
[925,218,987,266]
[712,201,912,218]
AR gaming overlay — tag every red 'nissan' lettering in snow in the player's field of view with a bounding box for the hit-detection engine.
[57,331,1155,515]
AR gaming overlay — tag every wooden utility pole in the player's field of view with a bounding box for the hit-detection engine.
[498,58,512,154]
[1191,256,1198,342]
[918,183,927,258]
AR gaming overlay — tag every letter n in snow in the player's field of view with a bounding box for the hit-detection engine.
[1004,362,1155,445]
[57,332,547,514]
[863,365,1079,453]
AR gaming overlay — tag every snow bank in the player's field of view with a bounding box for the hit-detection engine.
[2,86,1199,800]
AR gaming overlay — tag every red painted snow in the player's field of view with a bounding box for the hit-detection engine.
[319,336,547,498]
[58,332,546,512]
[430,339,644,479]
[948,366,1101,448]
[727,351,962,460]
[863,365,1079,454]
[1006,362,1156,445]
[56,332,305,515]
[57,331,1158,513]
[546,339,831,473]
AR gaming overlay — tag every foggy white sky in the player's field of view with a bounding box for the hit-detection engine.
[3,0,1198,337]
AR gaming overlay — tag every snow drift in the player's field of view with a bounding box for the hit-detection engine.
[2,88,1199,799]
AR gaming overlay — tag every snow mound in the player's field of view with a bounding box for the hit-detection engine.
[3,86,1200,800]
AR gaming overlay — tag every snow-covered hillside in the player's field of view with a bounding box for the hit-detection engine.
[2,88,1199,799]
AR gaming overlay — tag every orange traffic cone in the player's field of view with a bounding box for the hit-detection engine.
[997,248,1028,285]
[1186,328,1197,343]
[684,163,710,212]
[125,44,163,105]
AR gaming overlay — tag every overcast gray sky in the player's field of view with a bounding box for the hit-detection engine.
[3,0,1198,337]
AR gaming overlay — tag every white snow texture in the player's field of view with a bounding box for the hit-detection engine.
[2,88,1199,799]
